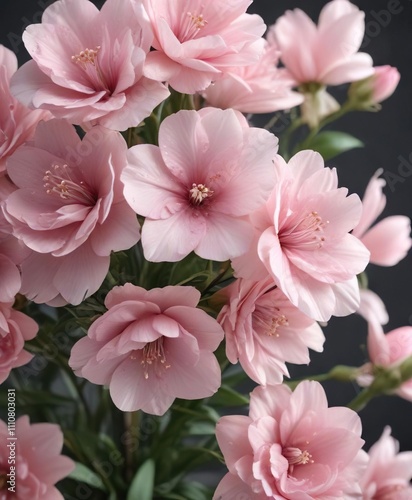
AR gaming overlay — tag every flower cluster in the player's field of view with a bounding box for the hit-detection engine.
[0,0,410,498]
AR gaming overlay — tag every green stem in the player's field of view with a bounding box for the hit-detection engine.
[201,261,232,296]
[124,411,140,481]
[294,101,354,154]
[285,365,359,390]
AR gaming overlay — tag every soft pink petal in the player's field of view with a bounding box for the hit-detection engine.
[141,210,206,262]
[361,216,411,266]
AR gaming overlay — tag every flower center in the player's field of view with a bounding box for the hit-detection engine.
[189,183,214,206]
[43,164,96,205]
[282,446,313,474]
[280,211,329,250]
[253,306,288,338]
[140,338,171,379]
[178,11,208,42]
[71,46,111,94]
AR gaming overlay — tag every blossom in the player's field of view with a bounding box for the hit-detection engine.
[352,170,411,267]
[0,415,74,499]
[122,108,278,262]
[214,381,367,499]
[217,277,325,385]
[232,150,370,322]
[0,44,50,173]
[0,302,38,384]
[0,177,30,303]
[365,320,412,401]
[202,40,303,114]
[142,0,266,94]
[69,284,224,416]
[4,119,140,306]
[360,427,412,499]
[10,0,169,131]
[269,0,374,87]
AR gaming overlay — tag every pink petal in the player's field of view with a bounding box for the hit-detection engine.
[53,243,109,305]
[123,144,185,219]
[90,201,140,256]
[141,210,206,262]
[362,216,412,266]
[196,213,252,261]
[213,473,259,500]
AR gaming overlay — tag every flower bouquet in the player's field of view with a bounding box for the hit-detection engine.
[0,0,411,498]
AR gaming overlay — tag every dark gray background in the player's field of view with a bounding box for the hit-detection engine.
[0,0,411,452]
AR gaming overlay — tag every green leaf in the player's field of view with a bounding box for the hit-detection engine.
[68,462,107,492]
[175,481,214,500]
[208,384,249,407]
[127,459,155,500]
[300,131,364,160]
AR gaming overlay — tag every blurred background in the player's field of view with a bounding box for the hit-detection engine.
[0,0,411,457]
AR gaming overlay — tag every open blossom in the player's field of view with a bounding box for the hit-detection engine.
[4,119,140,306]
[69,284,224,416]
[352,170,411,266]
[269,0,374,87]
[122,108,278,262]
[142,0,266,94]
[0,44,50,173]
[360,427,412,499]
[202,40,303,114]
[214,381,367,499]
[365,320,412,401]
[0,302,38,384]
[233,150,370,322]
[10,0,169,131]
[217,277,325,385]
[0,415,74,499]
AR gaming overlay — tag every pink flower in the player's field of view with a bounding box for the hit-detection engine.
[0,44,50,173]
[269,0,374,86]
[232,150,370,322]
[143,0,266,94]
[352,170,411,266]
[366,320,412,401]
[0,302,38,384]
[214,381,367,499]
[360,427,412,500]
[370,66,400,104]
[0,415,74,499]
[10,0,169,131]
[69,284,224,416]
[122,108,278,262]
[202,40,303,114]
[4,119,140,306]
[217,277,325,385]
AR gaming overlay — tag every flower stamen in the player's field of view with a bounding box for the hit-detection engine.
[141,338,171,379]
[43,164,95,205]
[178,11,208,42]
[281,211,329,249]
[283,446,314,474]
[189,183,214,205]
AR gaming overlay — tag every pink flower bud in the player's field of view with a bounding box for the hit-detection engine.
[371,65,400,103]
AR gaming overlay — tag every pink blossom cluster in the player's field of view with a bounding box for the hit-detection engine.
[0,416,74,499]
